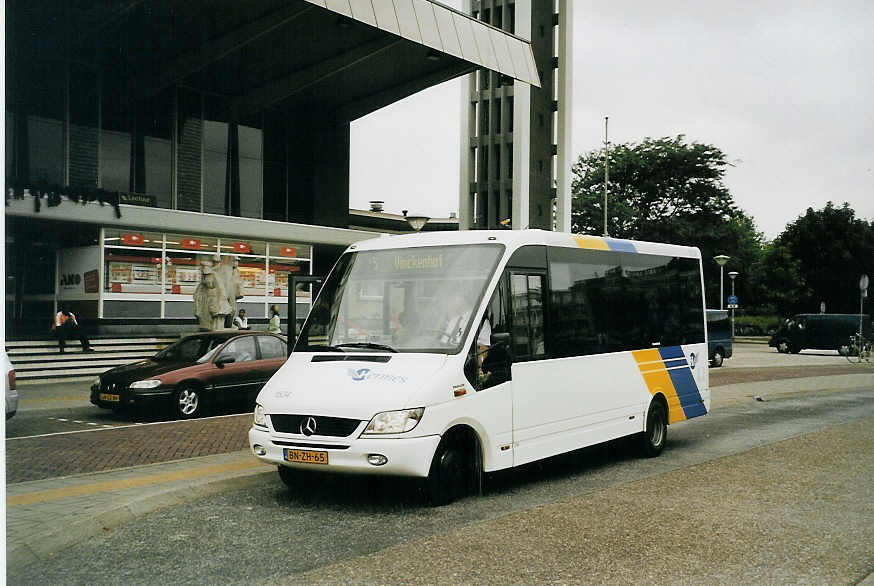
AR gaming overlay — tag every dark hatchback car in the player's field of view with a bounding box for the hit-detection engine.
[91,331,287,419]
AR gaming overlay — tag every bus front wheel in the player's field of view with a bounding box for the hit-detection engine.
[426,437,468,506]
[640,400,667,458]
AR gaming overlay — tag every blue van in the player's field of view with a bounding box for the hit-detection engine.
[706,309,732,367]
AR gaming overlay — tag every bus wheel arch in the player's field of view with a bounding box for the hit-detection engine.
[425,424,482,506]
[640,395,668,458]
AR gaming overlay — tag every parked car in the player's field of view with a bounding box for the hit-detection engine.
[706,309,732,367]
[90,331,287,419]
[769,313,872,354]
[4,350,19,420]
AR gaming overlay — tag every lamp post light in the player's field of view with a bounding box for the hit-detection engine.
[405,214,430,232]
[714,255,730,310]
[728,271,739,338]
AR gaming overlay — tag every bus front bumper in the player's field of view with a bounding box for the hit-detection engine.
[248,426,440,478]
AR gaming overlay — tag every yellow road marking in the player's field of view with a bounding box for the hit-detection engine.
[7,459,268,506]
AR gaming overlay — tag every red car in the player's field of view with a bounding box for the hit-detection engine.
[90,331,287,419]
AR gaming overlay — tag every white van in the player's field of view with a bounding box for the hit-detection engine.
[249,230,709,504]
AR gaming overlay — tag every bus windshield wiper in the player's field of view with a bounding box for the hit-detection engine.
[336,342,398,353]
[305,344,346,353]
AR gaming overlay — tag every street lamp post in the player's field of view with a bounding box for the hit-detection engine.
[728,271,739,338]
[714,255,730,310]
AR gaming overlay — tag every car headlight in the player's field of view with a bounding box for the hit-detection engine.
[253,403,267,427]
[363,408,424,435]
[129,379,162,389]
[91,376,101,387]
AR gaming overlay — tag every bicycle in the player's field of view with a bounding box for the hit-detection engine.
[843,333,873,364]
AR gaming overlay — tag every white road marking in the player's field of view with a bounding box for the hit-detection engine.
[8,412,251,440]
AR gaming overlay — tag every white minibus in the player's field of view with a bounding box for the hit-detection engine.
[249,229,710,504]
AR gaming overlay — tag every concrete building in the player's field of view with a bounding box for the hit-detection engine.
[459,0,572,232]
[4,0,539,335]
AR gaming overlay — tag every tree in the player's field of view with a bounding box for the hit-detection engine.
[571,135,762,309]
[773,202,874,315]
[747,242,813,316]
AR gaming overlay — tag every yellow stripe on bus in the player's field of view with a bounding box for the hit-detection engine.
[632,349,687,424]
[572,235,610,250]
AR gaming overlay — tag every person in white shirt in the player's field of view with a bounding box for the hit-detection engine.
[233,309,250,330]
[53,306,94,353]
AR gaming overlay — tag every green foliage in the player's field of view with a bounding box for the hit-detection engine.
[571,135,762,309]
[774,202,874,315]
[733,314,782,336]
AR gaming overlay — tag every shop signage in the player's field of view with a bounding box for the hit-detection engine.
[278,246,297,257]
[5,184,122,218]
[181,238,202,250]
[83,270,99,293]
[119,193,157,207]
[122,233,145,246]
[233,242,251,254]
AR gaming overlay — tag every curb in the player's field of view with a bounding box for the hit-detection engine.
[7,460,276,571]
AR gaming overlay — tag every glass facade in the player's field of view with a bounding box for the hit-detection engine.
[6,58,278,220]
[101,229,311,319]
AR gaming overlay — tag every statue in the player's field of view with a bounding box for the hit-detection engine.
[193,257,232,330]
[214,256,244,328]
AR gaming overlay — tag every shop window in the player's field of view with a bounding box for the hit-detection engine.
[268,242,311,299]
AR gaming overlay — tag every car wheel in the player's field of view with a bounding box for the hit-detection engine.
[174,384,203,419]
[789,345,802,354]
[777,340,790,354]
[426,437,468,506]
[640,400,667,458]
[710,349,724,368]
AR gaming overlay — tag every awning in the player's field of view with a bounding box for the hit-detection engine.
[303,0,541,87]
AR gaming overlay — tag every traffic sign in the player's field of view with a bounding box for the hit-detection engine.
[727,295,738,305]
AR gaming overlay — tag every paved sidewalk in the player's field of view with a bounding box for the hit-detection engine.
[5,370,873,572]
[6,451,274,569]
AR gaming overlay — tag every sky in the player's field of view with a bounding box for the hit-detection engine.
[350,0,874,240]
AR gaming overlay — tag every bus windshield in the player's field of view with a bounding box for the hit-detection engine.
[296,244,504,354]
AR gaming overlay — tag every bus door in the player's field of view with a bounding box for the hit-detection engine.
[506,270,557,466]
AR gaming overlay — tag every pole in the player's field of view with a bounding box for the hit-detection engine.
[730,278,736,339]
[603,116,609,237]
[719,265,724,311]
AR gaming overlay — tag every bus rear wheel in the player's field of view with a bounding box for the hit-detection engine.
[640,400,667,458]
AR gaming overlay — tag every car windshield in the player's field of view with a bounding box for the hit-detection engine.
[154,336,224,362]
[296,244,504,354]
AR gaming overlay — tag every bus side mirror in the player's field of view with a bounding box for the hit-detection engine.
[490,332,511,349]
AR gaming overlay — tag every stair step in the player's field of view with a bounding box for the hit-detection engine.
[15,365,120,379]
[14,357,152,372]
[7,344,168,356]
[11,352,155,364]
[5,338,176,349]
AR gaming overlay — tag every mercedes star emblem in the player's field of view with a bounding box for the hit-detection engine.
[300,416,318,436]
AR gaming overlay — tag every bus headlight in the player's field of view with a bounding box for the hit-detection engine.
[363,408,424,435]
[253,404,267,427]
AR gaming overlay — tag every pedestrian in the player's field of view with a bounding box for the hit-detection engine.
[233,309,250,330]
[268,304,281,334]
[52,305,94,353]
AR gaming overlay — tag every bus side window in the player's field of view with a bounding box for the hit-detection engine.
[510,273,546,361]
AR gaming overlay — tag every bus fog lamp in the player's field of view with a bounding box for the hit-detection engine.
[253,444,267,456]
[367,454,388,466]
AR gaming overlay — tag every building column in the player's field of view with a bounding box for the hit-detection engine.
[555,0,574,233]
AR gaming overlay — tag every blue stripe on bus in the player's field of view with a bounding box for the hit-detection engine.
[659,346,707,418]
[605,239,637,253]
[663,358,688,368]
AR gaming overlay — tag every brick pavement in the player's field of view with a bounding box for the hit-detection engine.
[6,413,252,483]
